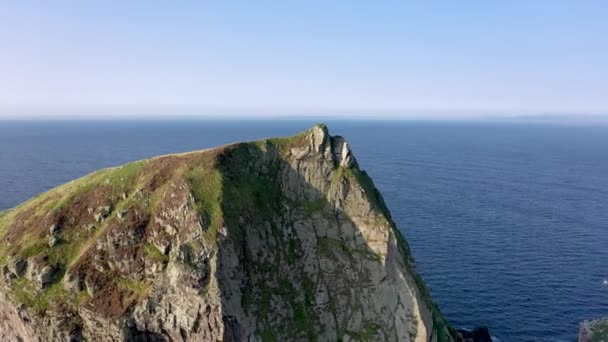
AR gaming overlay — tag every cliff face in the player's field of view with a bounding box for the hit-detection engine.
[0,125,453,341]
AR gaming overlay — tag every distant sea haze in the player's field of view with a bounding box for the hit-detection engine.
[1,120,607,341]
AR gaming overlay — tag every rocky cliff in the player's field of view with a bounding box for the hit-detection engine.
[0,124,454,341]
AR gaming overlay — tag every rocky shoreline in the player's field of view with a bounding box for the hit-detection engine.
[456,317,608,341]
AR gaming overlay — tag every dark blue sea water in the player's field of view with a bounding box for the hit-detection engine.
[1,120,607,341]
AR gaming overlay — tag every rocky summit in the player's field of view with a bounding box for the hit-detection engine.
[0,124,455,341]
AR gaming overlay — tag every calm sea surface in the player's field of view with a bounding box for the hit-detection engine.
[1,120,607,341]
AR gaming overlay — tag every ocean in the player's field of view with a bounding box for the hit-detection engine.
[1,120,607,341]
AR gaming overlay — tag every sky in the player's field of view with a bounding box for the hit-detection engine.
[1,1,607,119]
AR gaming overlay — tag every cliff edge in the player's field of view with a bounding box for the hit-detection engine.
[0,124,454,341]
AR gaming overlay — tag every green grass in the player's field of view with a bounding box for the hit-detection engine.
[50,160,144,214]
[5,162,146,269]
[301,275,315,309]
[273,276,318,340]
[19,238,47,258]
[4,167,111,225]
[240,174,276,209]
[116,276,151,300]
[293,301,318,341]
[143,243,169,263]
[219,143,284,244]
[0,212,14,256]
[317,237,352,258]
[317,237,380,262]
[247,263,320,340]
[259,330,277,342]
[106,161,144,189]
[293,303,307,329]
[52,181,97,213]
[8,186,63,217]
[9,278,72,314]
[302,198,325,214]
[347,322,381,341]
[352,246,382,262]
[49,238,86,265]
[185,165,223,242]
[260,284,273,317]
[9,278,37,308]
[590,321,608,342]
[277,279,295,296]
[287,238,299,265]
[264,132,308,154]
[15,226,93,278]
[2,162,149,295]
[223,155,282,217]
[0,157,157,316]
[331,165,354,182]
[50,169,113,213]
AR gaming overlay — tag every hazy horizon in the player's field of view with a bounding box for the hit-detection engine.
[2,111,608,124]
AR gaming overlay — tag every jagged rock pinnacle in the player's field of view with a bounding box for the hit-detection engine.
[305,123,357,168]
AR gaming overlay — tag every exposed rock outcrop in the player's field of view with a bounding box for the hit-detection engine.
[0,124,454,341]
[579,318,608,342]
[456,327,493,342]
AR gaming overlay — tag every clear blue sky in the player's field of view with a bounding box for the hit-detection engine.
[1,1,607,119]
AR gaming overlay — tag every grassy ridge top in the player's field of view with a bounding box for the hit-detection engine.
[0,127,317,316]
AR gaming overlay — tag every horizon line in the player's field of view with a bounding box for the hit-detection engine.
[1,109,608,121]
[2,114,608,125]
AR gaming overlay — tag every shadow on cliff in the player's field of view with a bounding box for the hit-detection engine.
[210,135,446,341]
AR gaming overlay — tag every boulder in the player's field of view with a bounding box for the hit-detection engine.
[48,236,59,247]
[94,206,111,222]
[579,318,608,342]
[117,209,128,220]
[36,265,60,288]
[9,257,27,277]
[63,271,84,292]
[457,327,493,342]
[49,223,61,235]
